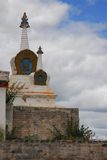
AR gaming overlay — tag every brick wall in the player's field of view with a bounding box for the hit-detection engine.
[0,142,107,160]
[12,107,79,140]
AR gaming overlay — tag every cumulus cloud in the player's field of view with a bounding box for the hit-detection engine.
[0,0,107,139]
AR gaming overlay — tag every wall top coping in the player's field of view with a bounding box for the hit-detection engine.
[0,71,9,81]
[13,106,79,112]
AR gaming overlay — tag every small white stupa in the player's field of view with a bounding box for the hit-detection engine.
[9,12,56,108]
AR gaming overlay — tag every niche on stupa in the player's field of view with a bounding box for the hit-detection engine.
[15,49,37,75]
[34,69,47,85]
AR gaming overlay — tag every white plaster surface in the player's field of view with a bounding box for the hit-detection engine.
[0,71,9,139]
[14,95,56,107]
[10,57,17,75]
[20,28,29,51]
[9,75,56,108]
[37,54,43,70]
[0,88,6,132]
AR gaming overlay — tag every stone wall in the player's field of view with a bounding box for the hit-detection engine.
[12,107,79,140]
[0,141,107,160]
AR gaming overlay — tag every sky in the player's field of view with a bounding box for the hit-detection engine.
[0,0,107,139]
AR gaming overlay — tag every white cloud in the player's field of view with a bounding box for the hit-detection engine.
[0,0,107,139]
[80,111,107,139]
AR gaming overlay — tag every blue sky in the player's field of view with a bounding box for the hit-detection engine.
[60,0,107,38]
[61,0,107,23]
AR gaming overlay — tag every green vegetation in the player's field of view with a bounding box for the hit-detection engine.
[50,118,95,142]
[6,83,25,106]
[50,125,64,140]
[0,129,4,141]
[24,134,39,142]
[6,127,18,140]
[6,124,39,142]
[6,83,17,106]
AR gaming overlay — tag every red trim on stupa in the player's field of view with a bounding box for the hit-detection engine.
[0,81,8,88]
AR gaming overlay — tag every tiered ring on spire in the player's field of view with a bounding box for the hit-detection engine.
[20,12,30,51]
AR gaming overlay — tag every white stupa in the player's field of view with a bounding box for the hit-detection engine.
[9,12,56,108]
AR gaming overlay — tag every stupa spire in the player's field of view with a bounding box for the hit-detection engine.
[20,12,30,51]
[37,46,43,70]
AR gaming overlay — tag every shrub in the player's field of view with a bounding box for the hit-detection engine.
[0,129,4,141]
[24,134,39,142]
[50,118,95,142]
[6,83,25,106]
[50,125,65,140]
[6,127,18,140]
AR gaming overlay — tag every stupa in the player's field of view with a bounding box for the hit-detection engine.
[9,12,56,108]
